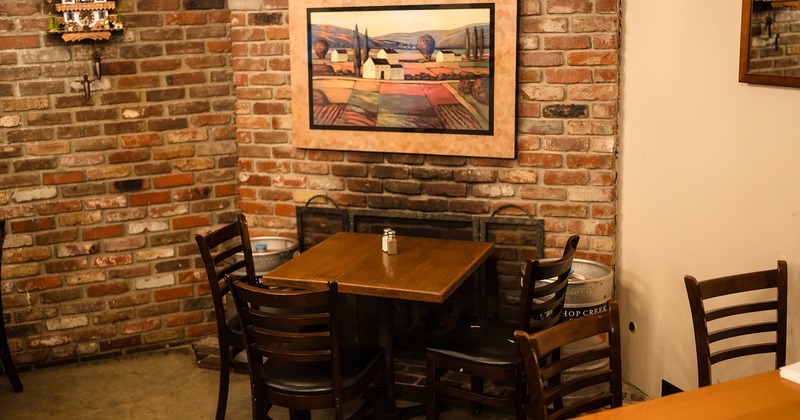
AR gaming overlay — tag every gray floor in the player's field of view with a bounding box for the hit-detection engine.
[0,346,505,419]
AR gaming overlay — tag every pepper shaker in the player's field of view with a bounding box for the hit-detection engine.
[386,231,397,255]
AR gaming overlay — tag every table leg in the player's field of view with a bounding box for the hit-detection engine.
[377,297,397,414]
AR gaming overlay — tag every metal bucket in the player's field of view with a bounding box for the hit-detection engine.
[234,236,299,275]
[561,259,614,405]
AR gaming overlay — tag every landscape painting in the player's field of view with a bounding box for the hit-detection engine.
[290,0,517,158]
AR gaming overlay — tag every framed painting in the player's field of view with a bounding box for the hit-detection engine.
[289,0,518,158]
[739,0,800,88]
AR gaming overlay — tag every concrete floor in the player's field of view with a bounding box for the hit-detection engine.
[0,346,506,419]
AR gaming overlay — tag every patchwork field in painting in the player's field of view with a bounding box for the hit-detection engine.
[312,77,489,131]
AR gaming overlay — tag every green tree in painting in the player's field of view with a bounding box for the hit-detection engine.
[464,28,471,61]
[353,24,362,76]
[363,28,370,65]
[472,27,479,60]
[478,27,485,60]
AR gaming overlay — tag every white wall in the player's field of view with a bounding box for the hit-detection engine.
[619,0,800,397]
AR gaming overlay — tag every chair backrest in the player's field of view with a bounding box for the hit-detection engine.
[515,300,622,420]
[518,235,580,332]
[684,260,787,387]
[194,214,256,334]
[227,278,340,396]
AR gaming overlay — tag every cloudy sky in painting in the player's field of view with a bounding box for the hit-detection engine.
[310,7,490,37]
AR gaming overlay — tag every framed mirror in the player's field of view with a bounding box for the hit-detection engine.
[739,0,800,88]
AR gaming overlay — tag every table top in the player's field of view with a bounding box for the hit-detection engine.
[263,232,494,303]
[581,370,800,419]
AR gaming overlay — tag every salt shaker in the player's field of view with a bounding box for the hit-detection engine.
[382,228,391,252]
[386,231,397,255]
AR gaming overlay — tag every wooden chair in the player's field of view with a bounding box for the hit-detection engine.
[426,235,580,420]
[514,300,622,420]
[194,213,257,420]
[0,220,23,392]
[684,260,787,387]
[226,278,386,420]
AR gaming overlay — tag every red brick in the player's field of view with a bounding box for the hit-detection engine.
[153,285,194,302]
[83,225,125,240]
[154,173,194,188]
[121,318,161,334]
[0,35,39,49]
[129,191,171,206]
[15,275,62,292]
[547,0,593,14]
[42,172,86,185]
[518,152,563,168]
[543,170,589,185]
[567,51,618,66]
[214,183,238,197]
[120,133,164,148]
[75,326,117,341]
[566,154,614,169]
[172,215,211,229]
[11,217,55,233]
[99,336,142,351]
[86,281,130,297]
[163,312,203,327]
[186,323,216,337]
[544,69,592,84]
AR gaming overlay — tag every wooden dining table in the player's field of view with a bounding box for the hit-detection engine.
[263,231,494,417]
[581,370,800,419]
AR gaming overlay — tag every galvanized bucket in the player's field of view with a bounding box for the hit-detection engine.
[234,236,300,275]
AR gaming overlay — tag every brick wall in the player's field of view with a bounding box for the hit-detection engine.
[234,0,620,319]
[0,0,238,365]
[0,0,620,367]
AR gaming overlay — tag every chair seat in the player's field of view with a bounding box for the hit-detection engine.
[226,314,242,336]
[427,317,517,366]
[263,344,384,394]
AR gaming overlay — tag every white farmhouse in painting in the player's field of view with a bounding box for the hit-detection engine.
[436,50,457,62]
[377,48,399,65]
[331,49,349,62]
[362,57,404,80]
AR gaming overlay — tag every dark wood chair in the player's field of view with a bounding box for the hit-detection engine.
[194,213,256,420]
[0,220,24,392]
[426,235,580,420]
[514,300,622,420]
[684,260,787,387]
[227,278,386,420]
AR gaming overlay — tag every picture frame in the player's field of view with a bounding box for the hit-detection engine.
[289,0,518,158]
[739,0,800,88]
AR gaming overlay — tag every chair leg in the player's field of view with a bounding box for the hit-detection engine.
[1,340,23,392]
[470,376,484,414]
[373,380,387,420]
[216,351,230,420]
[515,367,525,420]
[426,352,439,420]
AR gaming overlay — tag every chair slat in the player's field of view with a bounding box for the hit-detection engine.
[710,343,778,365]
[708,322,776,343]
[706,301,777,321]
